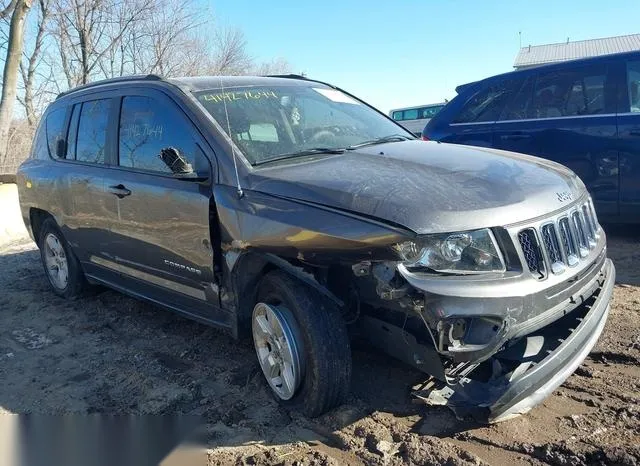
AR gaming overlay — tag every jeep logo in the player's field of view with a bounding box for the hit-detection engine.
[556,191,573,202]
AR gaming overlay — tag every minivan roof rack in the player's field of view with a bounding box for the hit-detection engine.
[56,74,164,100]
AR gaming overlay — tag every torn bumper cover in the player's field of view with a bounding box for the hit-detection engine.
[413,258,615,423]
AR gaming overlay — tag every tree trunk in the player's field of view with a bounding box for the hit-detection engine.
[0,0,33,165]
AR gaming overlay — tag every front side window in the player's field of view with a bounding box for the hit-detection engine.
[76,99,111,164]
[392,111,403,120]
[454,79,520,123]
[626,60,640,113]
[531,65,608,118]
[46,107,67,158]
[118,96,198,174]
[195,85,411,165]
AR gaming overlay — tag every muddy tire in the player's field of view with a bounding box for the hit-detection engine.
[39,218,86,299]
[253,270,351,417]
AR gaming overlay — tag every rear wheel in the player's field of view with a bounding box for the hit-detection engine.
[39,218,85,298]
[252,270,351,417]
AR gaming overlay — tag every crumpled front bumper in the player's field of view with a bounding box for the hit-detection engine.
[413,258,615,423]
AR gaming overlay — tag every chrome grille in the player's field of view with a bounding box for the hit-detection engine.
[516,199,600,278]
[518,229,544,278]
[571,211,589,257]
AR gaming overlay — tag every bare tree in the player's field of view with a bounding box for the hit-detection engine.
[0,0,32,164]
[18,0,49,126]
[50,0,152,87]
[208,27,252,75]
[253,57,293,76]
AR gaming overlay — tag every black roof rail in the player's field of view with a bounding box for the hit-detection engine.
[263,74,309,80]
[56,74,164,100]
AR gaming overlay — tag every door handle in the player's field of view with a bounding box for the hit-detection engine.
[500,133,531,141]
[629,130,640,137]
[108,184,131,198]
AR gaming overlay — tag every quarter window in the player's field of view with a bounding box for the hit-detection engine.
[118,96,197,174]
[45,107,67,158]
[626,60,640,113]
[454,80,519,123]
[76,99,111,164]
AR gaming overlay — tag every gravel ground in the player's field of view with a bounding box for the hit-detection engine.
[0,183,638,465]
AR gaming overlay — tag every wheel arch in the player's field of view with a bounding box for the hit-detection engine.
[29,208,56,247]
[230,251,344,339]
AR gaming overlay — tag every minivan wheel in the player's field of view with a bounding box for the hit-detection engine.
[39,219,85,298]
[253,270,351,417]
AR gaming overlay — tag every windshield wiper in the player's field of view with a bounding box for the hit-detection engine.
[346,134,414,150]
[253,147,346,166]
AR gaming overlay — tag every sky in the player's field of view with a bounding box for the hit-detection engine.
[209,0,640,113]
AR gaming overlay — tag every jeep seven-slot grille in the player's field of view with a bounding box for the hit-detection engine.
[516,200,600,279]
[517,229,544,277]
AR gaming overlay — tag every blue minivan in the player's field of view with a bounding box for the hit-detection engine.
[423,51,640,222]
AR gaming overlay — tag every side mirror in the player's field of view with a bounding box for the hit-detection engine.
[159,147,194,174]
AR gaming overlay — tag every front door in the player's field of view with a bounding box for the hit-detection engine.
[97,90,225,325]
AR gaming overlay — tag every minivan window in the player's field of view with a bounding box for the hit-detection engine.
[118,96,197,174]
[420,105,443,118]
[195,85,410,165]
[76,99,111,164]
[46,107,67,158]
[626,60,640,113]
[454,80,520,123]
[531,65,607,118]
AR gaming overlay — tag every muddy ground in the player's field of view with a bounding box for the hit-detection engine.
[0,182,638,465]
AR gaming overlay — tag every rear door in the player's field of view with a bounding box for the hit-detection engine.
[98,89,226,325]
[493,62,619,218]
[60,98,116,264]
[617,57,640,219]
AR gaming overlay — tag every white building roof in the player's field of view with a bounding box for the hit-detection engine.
[514,33,640,69]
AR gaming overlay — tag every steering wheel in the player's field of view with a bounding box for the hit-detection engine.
[309,129,338,145]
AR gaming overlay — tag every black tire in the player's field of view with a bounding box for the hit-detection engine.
[38,218,86,299]
[254,270,351,417]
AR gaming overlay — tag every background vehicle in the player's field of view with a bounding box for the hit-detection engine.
[16,75,613,423]
[423,50,640,223]
[389,102,446,136]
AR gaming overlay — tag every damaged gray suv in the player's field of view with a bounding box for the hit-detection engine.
[17,74,615,422]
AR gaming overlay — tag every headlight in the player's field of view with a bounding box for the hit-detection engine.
[394,228,505,274]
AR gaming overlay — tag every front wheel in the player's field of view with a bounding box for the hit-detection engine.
[252,270,351,417]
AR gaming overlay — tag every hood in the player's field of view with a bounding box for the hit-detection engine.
[248,141,586,234]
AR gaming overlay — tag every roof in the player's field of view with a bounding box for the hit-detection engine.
[388,102,447,112]
[514,33,640,68]
[56,74,328,100]
[169,75,327,92]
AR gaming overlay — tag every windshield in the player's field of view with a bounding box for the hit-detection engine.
[194,85,413,165]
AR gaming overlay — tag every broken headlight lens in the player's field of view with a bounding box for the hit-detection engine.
[394,229,505,274]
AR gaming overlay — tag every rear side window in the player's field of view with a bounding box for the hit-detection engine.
[118,96,197,174]
[76,99,111,164]
[530,65,608,118]
[626,60,640,113]
[454,79,520,123]
[45,107,67,158]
